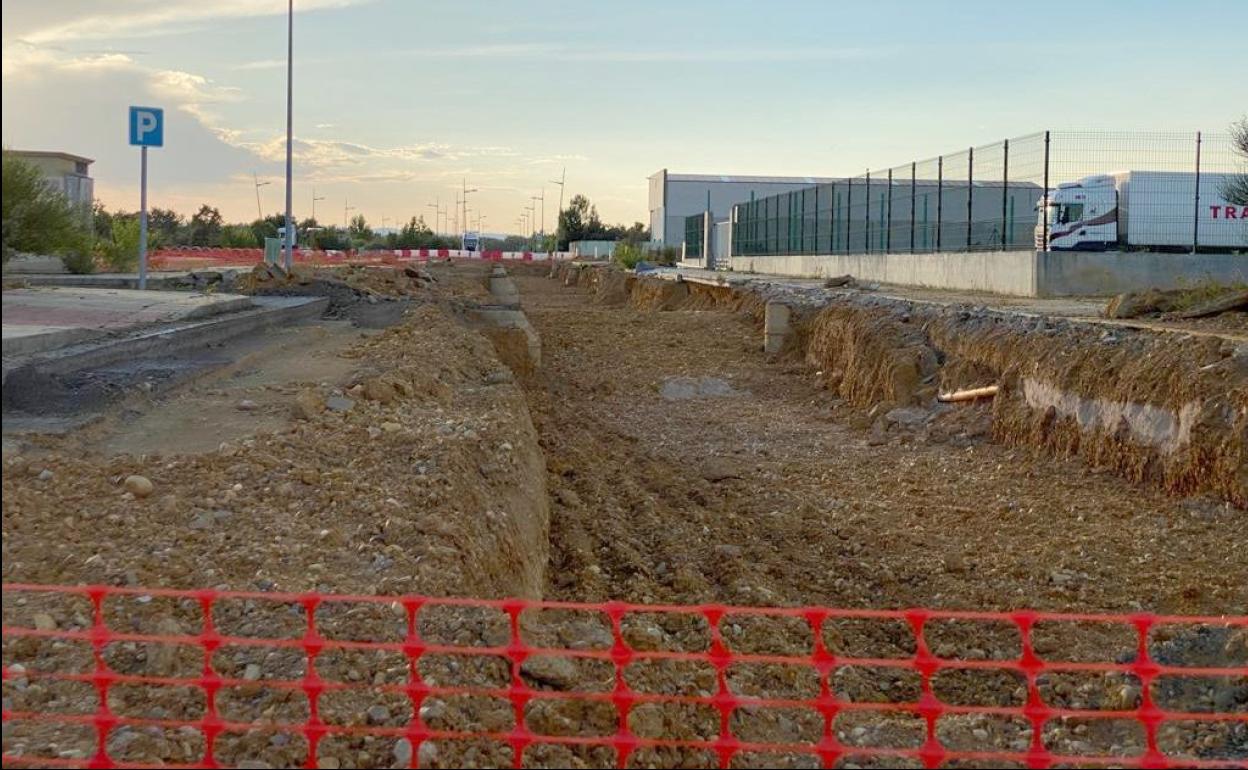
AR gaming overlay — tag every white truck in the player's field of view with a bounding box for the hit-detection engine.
[1037,171,1248,251]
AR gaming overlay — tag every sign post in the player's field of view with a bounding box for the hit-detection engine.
[129,106,164,289]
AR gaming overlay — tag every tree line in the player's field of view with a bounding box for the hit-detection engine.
[4,151,654,274]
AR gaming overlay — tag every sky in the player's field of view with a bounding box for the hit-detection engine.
[3,0,1245,235]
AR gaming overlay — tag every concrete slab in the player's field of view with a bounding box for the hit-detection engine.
[2,295,329,420]
[13,269,252,290]
[1,287,252,356]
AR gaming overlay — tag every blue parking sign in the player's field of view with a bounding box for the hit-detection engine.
[129,106,164,147]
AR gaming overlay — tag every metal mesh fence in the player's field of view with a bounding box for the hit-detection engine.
[4,583,1247,769]
[684,214,705,262]
[729,130,1246,257]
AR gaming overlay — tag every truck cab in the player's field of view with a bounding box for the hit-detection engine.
[1035,175,1118,250]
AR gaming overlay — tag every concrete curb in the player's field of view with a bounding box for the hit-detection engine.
[2,296,328,388]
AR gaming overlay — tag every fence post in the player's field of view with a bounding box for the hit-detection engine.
[831,184,838,254]
[936,156,944,252]
[1193,130,1202,253]
[1001,139,1009,250]
[813,185,819,254]
[846,178,853,253]
[966,146,974,250]
[1041,131,1050,252]
[910,162,917,252]
[886,169,893,253]
[800,188,806,254]
[864,170,871,253]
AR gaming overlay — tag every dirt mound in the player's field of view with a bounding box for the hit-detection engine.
[804,304,940,407]
[3,303,550,599]
[590,270,634,306]
[630,278,690,311]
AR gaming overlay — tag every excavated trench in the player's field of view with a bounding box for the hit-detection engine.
[463,262,1246,767]
[4,261,1244,767]
[553,263,1246,508]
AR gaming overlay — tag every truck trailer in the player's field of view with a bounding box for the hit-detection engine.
[1038,171,1248,251]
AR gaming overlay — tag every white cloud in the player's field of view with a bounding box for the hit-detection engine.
[234,59,287,71]
[15,0,375,44]
[385,42,895,64]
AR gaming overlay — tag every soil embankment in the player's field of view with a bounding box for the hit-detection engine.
[556,263,1247,507]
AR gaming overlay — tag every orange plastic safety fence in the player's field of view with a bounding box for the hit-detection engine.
[2,583,1245,769]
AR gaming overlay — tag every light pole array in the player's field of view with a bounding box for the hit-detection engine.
[282,0,294,270]
[531,189,545,249]
[311,187,325,222]
[427,202,440,234]
[550,166,566,252]
[253,172,271,221]
[461,179,478,242]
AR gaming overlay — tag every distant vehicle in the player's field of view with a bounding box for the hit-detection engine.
[462,231,479,252]
[1037,171,1248,251]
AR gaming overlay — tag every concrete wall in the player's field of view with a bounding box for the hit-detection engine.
[730,251,1039,296]
[728,250,1248,297]
[1035,252,1248,297]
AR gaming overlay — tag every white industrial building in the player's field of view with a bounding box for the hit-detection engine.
[648,169,839,245]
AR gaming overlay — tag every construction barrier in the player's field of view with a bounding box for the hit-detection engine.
[3,583,1244,769]
[148,248,570,271]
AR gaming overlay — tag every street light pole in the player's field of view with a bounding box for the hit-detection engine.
[344,198,355,228]
[427,202,439,234]
[531,190,545,251]
[549,166,566,252]
[254,172,271,221]
[311,187,325,222]
[461,179,478,246]
[282,0,294,270]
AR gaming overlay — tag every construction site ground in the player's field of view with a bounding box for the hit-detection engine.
[3,261,1244,768]
[512,272,1244,615]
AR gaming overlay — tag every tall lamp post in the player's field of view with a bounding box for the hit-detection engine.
[427,202,440,234]
[311,187,325,222]
[531,190,545,251]
[253,172,271,220]
[549,166,566,252]
[461,179,478,245]
[282,0,294,270]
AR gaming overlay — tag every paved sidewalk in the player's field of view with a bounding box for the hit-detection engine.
[2,287,252,356]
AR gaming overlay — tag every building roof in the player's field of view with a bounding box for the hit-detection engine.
[652,170,840,185]
[7,150,95,166]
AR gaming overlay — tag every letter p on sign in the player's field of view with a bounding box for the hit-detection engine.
[129,106,164,147]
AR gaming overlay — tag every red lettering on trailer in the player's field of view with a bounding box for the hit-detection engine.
[1211,205,1221,218]
[1227,206,1238,219]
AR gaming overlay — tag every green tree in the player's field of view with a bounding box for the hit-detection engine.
[557,194,600,249]
[313,225,351,251]
[148,207,186,247]
[394,215,437,249]
[555,194,648,249]
[348,213,373,244]
[98,214,158,272]
[2,152,93,269]
[1223,116,1248,205]
[248,212,286,245]
[220,224,259,247]
[189,204,224,246]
